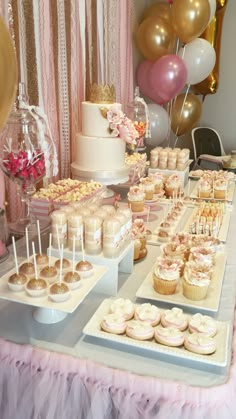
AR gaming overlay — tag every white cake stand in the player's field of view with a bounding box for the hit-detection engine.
[71,164,130,198]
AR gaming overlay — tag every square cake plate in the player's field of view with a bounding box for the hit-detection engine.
[83,299,229,369]
[0,257,108,324]
[135,251,227,314]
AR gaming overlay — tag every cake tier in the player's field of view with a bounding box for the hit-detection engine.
[82,101,122,137]
[74,134,126,171]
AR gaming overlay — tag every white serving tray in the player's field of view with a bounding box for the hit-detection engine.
[136,251,227,313]
[183,207,232,242]
[83,299,229,368]
[190,181,235,202]
[146,206,188,246]
[0,257,107,314]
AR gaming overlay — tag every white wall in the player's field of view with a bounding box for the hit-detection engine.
[132,0,236,153]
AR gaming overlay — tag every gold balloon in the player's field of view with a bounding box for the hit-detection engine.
[135,16,175,62]
[171,0,210,44]
[0,17,18,130]
[171,93,202,136]
[216,0,228,9]
[193,0,228,96]
[142,2,171,23]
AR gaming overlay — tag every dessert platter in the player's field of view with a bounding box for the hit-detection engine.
[146,201,189,246]
[0,255,108,322]
[83,298,229,368]
[136,249,227,313]
[183,203,232,242]
[190,178,235,202]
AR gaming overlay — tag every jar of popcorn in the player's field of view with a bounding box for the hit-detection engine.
[67,213,83,251]
[113,213,127,250]
[116,207,132,243]
[51,209,68,248]
[103,217,121,258]
[150,149,159,168]
[159,149,168,169]
[84,215,103,255]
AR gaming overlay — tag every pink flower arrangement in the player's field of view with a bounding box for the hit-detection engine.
[2,149,45,184]
[106,106,138,145]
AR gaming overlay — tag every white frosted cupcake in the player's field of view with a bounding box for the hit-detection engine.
[149,172,164,194]
[189,246,215,267]
[140,177,155,200]
[165,174,181,198]
[127,186,145,212]
[182,262,211,301]
[153,257,183,295]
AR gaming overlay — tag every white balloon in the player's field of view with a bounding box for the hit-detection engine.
[178,38,216,85]
[208,0,216,23]
[146,104,170,146]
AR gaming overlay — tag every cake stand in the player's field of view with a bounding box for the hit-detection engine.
[71,164,130,198]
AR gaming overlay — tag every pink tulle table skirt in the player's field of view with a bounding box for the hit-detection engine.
[0,312,235,419]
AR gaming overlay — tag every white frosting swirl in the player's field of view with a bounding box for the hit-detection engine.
[128,186,145,201]
[154,258,182,281]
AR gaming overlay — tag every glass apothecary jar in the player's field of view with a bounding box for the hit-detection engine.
[0,208,9,262]
[126,86,148,152]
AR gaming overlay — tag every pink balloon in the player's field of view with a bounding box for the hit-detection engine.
[136,60,163,104]
[149,54,187,102]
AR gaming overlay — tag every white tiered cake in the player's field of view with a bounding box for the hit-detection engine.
[71,84,137,185]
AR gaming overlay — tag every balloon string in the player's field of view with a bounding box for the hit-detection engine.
[174,84,191,148]
[167,41,185,148]
[166,100,173,147]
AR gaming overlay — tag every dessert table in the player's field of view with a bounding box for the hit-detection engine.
[0,180,236,419]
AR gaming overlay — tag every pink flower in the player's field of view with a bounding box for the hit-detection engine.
[106,107,123,124]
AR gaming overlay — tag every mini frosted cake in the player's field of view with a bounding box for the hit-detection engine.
[126,320,154,341]
[153,257,183,295]
[134,303,161,327]
[127,186,145,212]
[109,298,135,320]
[101,313,127,335]
[188,313,217,337]
[161,307,188,331]
[184,333,216,355]
[154,325,185,347]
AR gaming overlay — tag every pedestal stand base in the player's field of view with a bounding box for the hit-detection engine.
[33,307,68,324]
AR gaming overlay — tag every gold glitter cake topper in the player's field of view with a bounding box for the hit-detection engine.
[90,83,115,104]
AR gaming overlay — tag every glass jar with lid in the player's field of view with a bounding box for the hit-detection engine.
[0,208,9,262]
[126,86,149,152]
